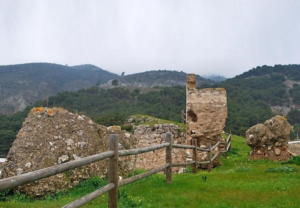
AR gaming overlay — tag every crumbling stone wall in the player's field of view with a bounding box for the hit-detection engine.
[0,107,137,197]
[186,74,227,146]
[186,74,227,167]
[133,124,186,173]
[245,115,292,161]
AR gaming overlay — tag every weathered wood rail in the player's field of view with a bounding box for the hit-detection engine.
[0,133,231,208]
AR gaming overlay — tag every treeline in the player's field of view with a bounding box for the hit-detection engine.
[0,86,187,156]
[0,84,276,156]
[0,107,31,157]
[2,64,300,156]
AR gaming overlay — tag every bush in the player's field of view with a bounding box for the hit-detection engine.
[265,165,296,173]
[121,125,133,132]
[282,156,300,166]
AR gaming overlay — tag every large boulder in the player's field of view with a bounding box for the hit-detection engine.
[245,115,292,161]
[0,107,137,197]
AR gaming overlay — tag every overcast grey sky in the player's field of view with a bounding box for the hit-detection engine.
[0,0,299,77]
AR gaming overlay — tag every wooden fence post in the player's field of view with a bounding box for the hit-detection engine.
[166,133,172,184]
[224,137,228,159]
[229,134,232,150]
[192,138,197,174]
[108,134,119,208]
[181,110,185,123]
[207,143,212,173]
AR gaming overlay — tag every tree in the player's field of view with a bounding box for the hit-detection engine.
[112,79,119,86]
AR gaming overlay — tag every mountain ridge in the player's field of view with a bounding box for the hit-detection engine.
[99,70,214,89]
[0,63,119,114]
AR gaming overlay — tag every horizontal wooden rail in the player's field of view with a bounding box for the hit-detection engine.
[172,161,195,167]
[197,147,209,152]
[211,141,220,151]
[227,142,231,151]
[118,164,169,187]
[1,132,232,208]
[172,144,195,149]
[211,151,220,162]
[197,160,210,165]
[220,141,232,153]
[119,143,169,156]
[226,135,231,143]
[0,150,114,191]
[62,183,115,208]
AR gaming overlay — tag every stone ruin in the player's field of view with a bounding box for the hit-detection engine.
[0,107,138,197]
[186,74,228,167]
[0,76,230,196]
[245,115,292,161]
[0,108,188,197]
[133,124,186,173]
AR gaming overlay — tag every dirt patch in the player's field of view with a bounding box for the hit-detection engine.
[249,147,291,161]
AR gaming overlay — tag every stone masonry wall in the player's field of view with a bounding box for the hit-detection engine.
[186,74,227,146]
[133,124,186,173]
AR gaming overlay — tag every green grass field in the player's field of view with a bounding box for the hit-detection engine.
[1,135,299,208]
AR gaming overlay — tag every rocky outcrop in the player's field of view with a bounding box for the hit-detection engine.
[245,115,292,161]
[0,107,137,197]
[133,124,186,173]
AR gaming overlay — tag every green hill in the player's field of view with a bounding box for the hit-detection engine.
[0,63,118,115]
[100,70,213,89]
[2,64,300,156]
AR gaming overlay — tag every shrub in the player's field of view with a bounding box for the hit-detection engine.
[265,165,296,173]
[282,156,300,166]
[121,125,133,132]
[234,162,252,172]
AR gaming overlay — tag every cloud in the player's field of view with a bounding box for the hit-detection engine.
[1,0,299,78]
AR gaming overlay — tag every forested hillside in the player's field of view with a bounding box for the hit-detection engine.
[0,63,118,115]
[0,87,186,156]
[2,64,300,157]
[100,70,213,89]
[219,64,300,137]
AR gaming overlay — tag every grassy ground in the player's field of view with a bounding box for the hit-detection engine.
[1,135,300,208]
[128,114,186,132]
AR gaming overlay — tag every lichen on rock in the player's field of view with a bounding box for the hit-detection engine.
[245,115,292,161]
[0,107,137,197]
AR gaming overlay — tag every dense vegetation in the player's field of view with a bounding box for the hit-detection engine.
[1,135,299,207]
[237,64,300,80]
[0,107,31,157]
[110,70,213,88]
[228,64,300,137]
[0,63,118,114]
[2,64,300,156]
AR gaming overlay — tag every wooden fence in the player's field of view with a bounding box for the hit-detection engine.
[0,133,231,208]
